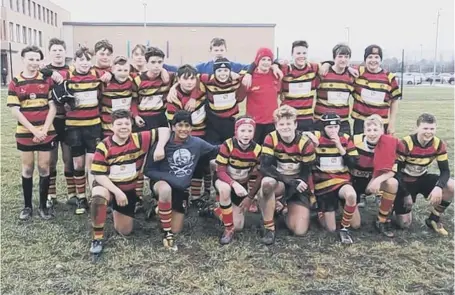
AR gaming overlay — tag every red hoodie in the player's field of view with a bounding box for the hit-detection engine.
[246,48,280,124]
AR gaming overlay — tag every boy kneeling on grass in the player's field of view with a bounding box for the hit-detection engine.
[89,109,170,255]
[394,113,454,236]
[145,110,219,251]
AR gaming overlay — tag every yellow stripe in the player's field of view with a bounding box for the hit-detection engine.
[97,143,108,154]
[302,154,316,162]
[221,207,233,215]
[107,151,144,165]
[17,124,55,134]
[69,82,100,91]
[436,153,448,162]
[270,131,278,148]
[7,95,20,105]
[353,134,363,147]
[283,72,316,82]
[262,146,274,156]
[226,138,233,153]
[315,178,347,191]
[91,164,108,173]
[316,146,340,154]
[216,154,228,165]
[66,118,101,127]
[132,133,141,149]
[319,82,354,90]
[13,96,50,107]
[283,90,316,99]
[253,144,262,157]
[227,159,254,168]
[103,90,132,97]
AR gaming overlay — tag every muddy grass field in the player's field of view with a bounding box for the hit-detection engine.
[1,87,454,295]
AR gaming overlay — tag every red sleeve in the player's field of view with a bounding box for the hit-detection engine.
[138,130,155,153]
[6,79,20,107]
[131,78,139,117]
[236,79,248,102]
[91,143,110,175]
[215,142,235,185]
[199,74,210,84]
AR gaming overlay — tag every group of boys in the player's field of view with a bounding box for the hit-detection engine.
[8,36,453,257]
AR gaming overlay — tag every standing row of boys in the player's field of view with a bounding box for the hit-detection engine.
[7,37,453,255]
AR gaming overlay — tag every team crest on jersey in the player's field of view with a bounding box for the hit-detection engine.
[29,93,37,99]
[38,84,45,89]
[120,165,126,171]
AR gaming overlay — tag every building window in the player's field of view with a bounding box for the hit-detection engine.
[32,2,35,18]
[37,4,40,20]
[15,24,20,42]
[15,0,18,11]
[9,0,12,9]
[22,26,26,43]
[1,21,5,40]
[50,11,54,26]
[21,0,25,13]
[46,9,50,24]
[33,29,36,45]
[27,0,30,16]
[8,22,13,41]
[27,27,31,44]
[0,21,3,40]
[38,30,42,47]
[54,13,57,26]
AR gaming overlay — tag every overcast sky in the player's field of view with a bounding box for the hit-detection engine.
[51,0,454,61]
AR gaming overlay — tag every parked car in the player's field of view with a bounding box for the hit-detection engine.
[440,73,453,84]
[427,74,442,83]
[395,72,421,85]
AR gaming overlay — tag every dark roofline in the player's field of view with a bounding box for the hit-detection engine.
[62,22,276,28]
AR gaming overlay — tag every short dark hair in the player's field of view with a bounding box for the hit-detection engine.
[332,43,351,59]
[145,47,165,62]
[94,39,113,54]
[113,55,128,66]
[132,44,146,55]
[21,46,44,60]
[48,38,66,51]
[177,64,197,79]
[74,46,92,61]
[210,37,226,50]
[171,110,193,126]
[291,40,308,53]
[417,113,436,126]
[112,109,132,123]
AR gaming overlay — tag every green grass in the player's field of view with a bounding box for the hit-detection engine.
[1,86,454,295]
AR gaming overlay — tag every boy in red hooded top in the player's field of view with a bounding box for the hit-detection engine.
[244,47,281,144]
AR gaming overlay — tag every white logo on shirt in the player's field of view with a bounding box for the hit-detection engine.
[168,148,195,177]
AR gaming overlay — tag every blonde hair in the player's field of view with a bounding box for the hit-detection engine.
[273,105,297,122]
[364,114,384,129]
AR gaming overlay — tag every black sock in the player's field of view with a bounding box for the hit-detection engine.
[22,176,33,208]
[39,175,50,209]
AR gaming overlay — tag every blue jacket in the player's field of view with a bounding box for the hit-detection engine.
[195,60,250,74]
[164,61,250,74]
[145,134,218,190]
